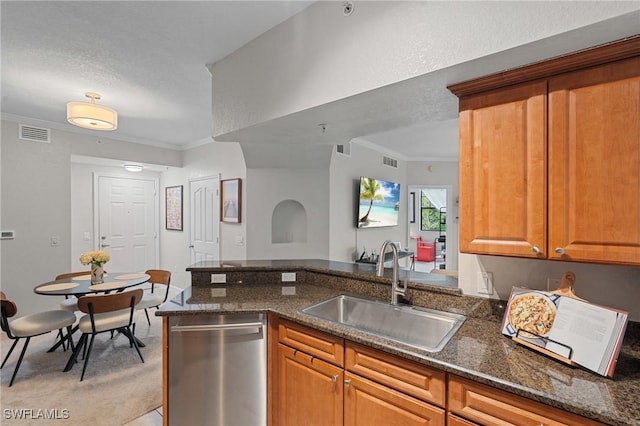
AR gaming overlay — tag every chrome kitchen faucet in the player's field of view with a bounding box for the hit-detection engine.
[376,240,407,305]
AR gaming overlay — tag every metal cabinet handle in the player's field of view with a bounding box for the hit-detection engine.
[531,246,540,254]
[331,375,338,382]
[555,247,565,255]
[344,379,351,386]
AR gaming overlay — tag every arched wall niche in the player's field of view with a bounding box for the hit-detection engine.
[272,200,307,244]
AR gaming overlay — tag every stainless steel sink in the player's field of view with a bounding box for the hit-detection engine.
[300,295,465,352]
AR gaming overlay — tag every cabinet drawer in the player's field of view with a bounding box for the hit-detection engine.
[278,319,344,366]
[448,375,605,426]
[345,342,445,407]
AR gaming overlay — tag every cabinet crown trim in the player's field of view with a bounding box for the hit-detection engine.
[447,35,640,97]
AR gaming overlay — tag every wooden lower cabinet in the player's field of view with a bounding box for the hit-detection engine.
[277,343,344,426]
[274,319,604,426]
[276,320,445,426]
[448,375,605,426]
[344,372,444,426]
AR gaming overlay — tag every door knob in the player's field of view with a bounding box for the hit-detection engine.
[101,243,110,248]
[531,246,541,254]
[555,247,565,255]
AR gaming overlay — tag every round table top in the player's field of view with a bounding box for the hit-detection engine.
[34,272,150,296]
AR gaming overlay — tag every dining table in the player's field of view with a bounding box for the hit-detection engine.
[34,272,150,297]
[34,272,151,371]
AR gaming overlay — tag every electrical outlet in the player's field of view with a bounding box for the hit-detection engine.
[211,288,227,297]
[477,271,493,295]
[281,272,296,282]
[281,286,296,295]
[211,273,226,284]
[547,278,561,291]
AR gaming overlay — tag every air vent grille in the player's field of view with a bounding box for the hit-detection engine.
[383,156,397,168]
[336,143,350,156]
[19,124,50,143]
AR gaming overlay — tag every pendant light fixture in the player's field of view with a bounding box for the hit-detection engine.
[67,92,118,130]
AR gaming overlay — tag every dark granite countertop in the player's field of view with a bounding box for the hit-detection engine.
[159,261,640,426]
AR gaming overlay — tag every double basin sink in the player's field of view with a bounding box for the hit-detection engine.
[301,295,465,352]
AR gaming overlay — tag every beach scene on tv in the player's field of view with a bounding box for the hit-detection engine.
[358,177,400,228]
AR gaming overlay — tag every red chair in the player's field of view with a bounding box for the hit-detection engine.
[415,237,435,262]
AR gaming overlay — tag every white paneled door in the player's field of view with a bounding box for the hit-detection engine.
[190,176,219,264]
[97,175,158,272]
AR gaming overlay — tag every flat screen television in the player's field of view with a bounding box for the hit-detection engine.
[357,177,400,228]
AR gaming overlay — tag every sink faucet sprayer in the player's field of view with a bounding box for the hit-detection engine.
[376,240,407,305]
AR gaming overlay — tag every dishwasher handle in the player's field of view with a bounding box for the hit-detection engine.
[170,322,263,333]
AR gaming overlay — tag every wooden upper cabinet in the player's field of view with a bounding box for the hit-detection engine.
[451,37,640,265]
[458,81,547,257]
[548,56,640,265]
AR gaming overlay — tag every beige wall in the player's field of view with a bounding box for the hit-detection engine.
[0,120,180,314]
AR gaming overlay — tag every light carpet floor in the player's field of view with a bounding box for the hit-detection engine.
[1,310,163,425]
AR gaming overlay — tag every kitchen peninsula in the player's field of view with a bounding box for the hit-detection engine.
[158,260,640,426]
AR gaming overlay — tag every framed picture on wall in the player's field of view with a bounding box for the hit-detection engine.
[220,178,242,223]
[165,185,183,231]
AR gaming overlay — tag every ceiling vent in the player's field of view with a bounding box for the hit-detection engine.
[336,143,351,156]
[19,124,51,143]
[383,155,398,168]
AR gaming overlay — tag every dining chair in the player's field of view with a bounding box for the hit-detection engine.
[136,269,171,326]
[55,271,92,313]
[71,289,143,381]
[0,292,76,387]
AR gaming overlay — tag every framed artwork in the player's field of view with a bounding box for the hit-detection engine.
[165,185,183,231]
[220,178,242,223]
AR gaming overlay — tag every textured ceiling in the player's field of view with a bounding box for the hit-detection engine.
[2,1,639,162]
[1,1,312,148]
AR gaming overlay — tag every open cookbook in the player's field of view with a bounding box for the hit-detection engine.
[501,287,628,377]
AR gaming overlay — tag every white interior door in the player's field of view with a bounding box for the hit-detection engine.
[97,175,158,272]
[190,176,220,264]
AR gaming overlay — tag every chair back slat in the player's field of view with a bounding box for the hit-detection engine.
[145,269,171,286]
[77,289,143,314]
[55,271,91,280]
[0,293,17,318]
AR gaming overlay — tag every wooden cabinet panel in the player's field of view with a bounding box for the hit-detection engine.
[345,342,445,407]
[278,318,344,366]
[458,81,547,257]
[448,375,605,426]
[344,372,444,426]
[548,57,640,265]
[447,413,478,426]
[278,343,343,426]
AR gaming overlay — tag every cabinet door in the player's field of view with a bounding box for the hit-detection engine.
[277,343,343,426]
[459,80,547,257]
[344,372,444,426]
[548,57,640,265]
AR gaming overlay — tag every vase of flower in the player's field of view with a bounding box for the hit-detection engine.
[80,250,110,284]
[90,263,105,284]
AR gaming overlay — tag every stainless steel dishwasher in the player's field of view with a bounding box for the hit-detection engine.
[168,313,267,426]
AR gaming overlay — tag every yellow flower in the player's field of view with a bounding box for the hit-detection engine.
[79,250,110,266]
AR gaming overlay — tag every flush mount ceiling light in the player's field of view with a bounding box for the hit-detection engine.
[123,163,144,172]
[67,92,118,131]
